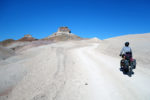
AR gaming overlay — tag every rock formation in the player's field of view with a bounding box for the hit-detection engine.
[47,27,71,38]
[44,27,81,41]
[18,34,37,41]
[58,27,71,33]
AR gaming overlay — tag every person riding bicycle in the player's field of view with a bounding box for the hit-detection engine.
[120,42,132,58]
[120,42,133,70]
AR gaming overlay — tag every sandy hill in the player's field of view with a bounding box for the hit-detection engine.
[43,34,81,41]
[0,33,150,100]
[87,37,101,42]
[0,46,15,60]
[98,33,150,64]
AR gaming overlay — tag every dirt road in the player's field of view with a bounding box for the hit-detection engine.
[73,43,150,100]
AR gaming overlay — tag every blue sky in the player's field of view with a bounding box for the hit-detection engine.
[0,0,150,41]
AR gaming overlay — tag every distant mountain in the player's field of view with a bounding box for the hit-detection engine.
[43,27,82,41]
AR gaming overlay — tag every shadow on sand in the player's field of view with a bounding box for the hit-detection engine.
[119,68,134,77]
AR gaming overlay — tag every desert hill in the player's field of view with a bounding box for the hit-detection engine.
[0,46,15,60]
[0,39,15,46]
[0,27,82,50]
[43,27,81,41]
[98,33,150,64]
[0,33,150,100]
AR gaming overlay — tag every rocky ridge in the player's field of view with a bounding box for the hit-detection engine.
[18,34,37,41]
[43,27,81,41]
[0,27,83,46]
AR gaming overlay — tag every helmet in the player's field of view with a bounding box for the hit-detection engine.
[125,42,129,47]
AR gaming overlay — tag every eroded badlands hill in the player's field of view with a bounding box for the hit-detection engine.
[0,33,150,100]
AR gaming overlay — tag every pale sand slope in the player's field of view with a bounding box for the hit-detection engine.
[0,46,14,60]
[0,33,150,100]
[98,33,150,65]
